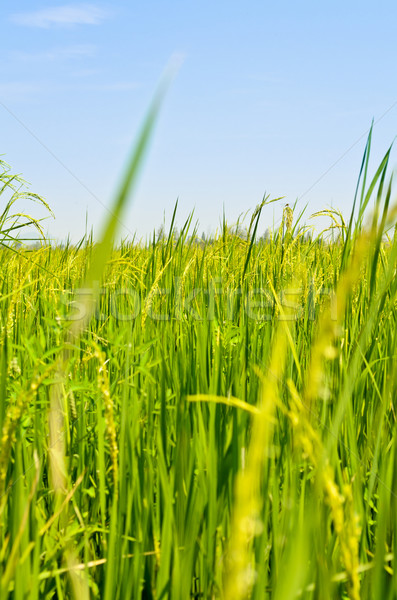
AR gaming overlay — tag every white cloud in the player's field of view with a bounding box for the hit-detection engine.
[0,80,140,101]
[70,68,101,78]
[0,82,43,100]
[13,44,97,62]
[86,82,140,92]
[11,4,107,28]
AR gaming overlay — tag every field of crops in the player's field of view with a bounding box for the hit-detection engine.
[1,117,397,598]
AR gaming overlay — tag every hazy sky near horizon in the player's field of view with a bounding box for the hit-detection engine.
[1,1,397,242]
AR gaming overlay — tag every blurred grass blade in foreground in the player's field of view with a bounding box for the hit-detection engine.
[48,63,176,600]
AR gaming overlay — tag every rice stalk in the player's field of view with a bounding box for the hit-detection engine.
[223,326,289,599]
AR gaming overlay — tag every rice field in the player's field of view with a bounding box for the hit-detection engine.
[1,111,397,598]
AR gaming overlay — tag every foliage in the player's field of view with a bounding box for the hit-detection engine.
[0,159,53,248]
[0,124,396,598]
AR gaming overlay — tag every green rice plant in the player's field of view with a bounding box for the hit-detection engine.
[0,158,53,248]
[0,119,397,600]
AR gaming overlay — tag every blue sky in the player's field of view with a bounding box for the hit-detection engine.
[1,1,397,242]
